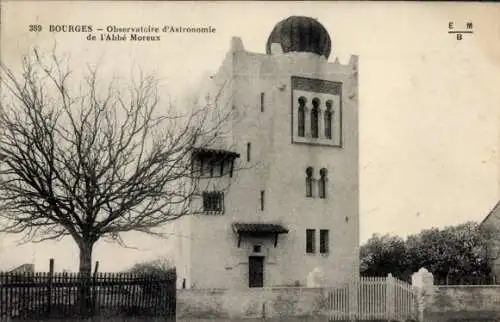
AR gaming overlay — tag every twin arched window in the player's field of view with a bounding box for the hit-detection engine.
[297,97,333,140]
[306,167,328,198]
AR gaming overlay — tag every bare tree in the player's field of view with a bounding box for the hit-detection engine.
[0,48,232,278]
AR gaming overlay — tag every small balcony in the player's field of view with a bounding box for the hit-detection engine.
[191,148,240,178]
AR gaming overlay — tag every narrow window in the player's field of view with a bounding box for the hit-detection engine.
[325,101,333,139]
[320,229,329,254]
[298,97,306,137]
[306,229,316,253]
[247,142,251,162]
[311,98,320,138]
[253,245,261,253]
[306,167,313,197]
[260,92,265,112]
[203,192,224,212]
[260,190,265,211]
[318,168,327,199]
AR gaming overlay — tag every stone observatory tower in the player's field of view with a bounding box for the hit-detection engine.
[175,15,359,289]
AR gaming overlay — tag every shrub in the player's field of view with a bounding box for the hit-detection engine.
[126,258,176,296]
[127,258,175,277]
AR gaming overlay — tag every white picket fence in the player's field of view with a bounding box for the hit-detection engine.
[325,274,419,321]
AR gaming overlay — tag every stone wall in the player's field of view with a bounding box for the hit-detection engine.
[423,286,500,322]
[177,287,325,319]
[174,270,500,321]
[412,267,500,322]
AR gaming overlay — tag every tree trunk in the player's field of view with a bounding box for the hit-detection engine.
[79,241,93,276]
[78,240,94,317]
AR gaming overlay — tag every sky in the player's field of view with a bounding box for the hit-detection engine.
[0,1,499,272]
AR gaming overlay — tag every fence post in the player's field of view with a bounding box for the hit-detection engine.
[386,273,395,321]
[47,258,54,316]
[348,275,358,321]
[412,267,434,322]
[92,261,99,315]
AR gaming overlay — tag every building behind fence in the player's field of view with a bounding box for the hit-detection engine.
[0,269,176,321]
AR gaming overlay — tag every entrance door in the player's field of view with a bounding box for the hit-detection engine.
[248,256,264,288]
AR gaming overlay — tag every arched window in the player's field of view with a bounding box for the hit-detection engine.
[324,101,333,139]
[311,98,320,138]
[298,97,306,137]
[318,168,328,199]
[306,167,313,197]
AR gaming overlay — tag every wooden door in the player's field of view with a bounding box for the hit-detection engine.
[248,256,264,288]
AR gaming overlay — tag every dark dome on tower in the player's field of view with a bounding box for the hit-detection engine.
[266,16,332,59]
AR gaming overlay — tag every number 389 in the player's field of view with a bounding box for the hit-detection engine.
[29,25,42,32]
